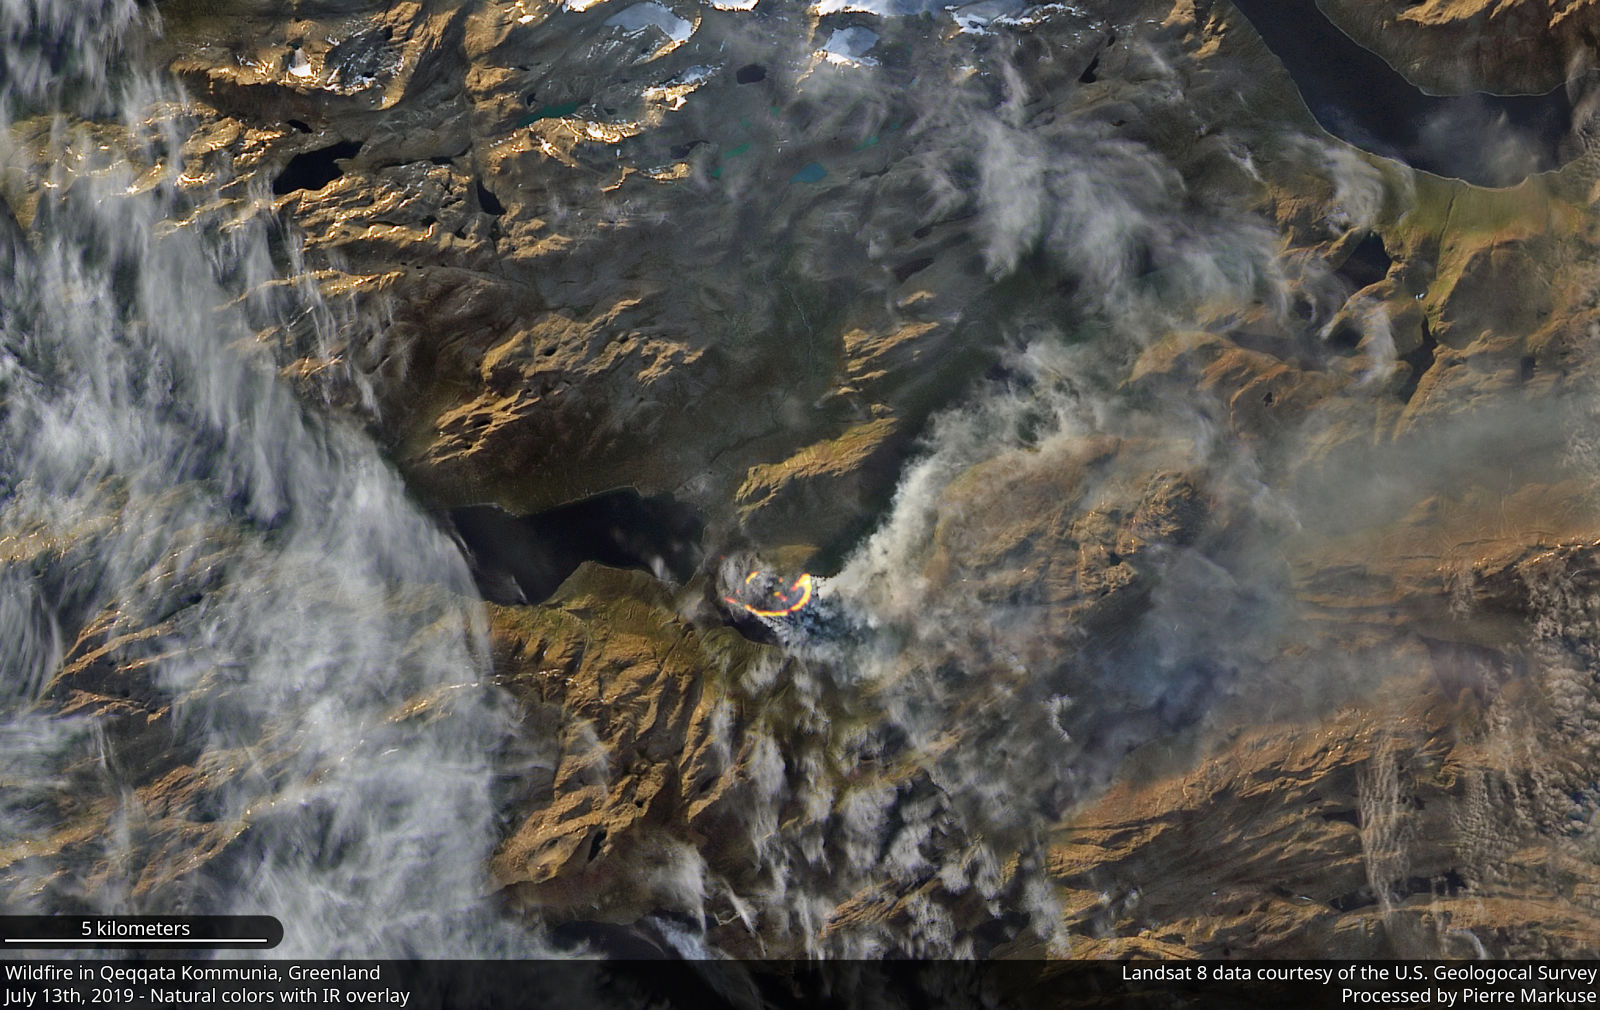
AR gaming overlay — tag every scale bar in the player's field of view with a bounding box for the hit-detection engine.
[4,939,270,944]
[0,916,283,949]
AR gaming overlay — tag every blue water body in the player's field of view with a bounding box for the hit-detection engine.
[791,161,828,183]
[1228,0,1597,186]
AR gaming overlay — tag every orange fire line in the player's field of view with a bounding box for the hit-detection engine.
[725,571,814,617]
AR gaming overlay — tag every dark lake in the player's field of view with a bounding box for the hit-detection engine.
[1228,0,1597,186]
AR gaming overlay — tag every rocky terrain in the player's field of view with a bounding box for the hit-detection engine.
[9,0,1600,961]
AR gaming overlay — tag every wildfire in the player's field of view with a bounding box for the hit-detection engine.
[726,570,814,617]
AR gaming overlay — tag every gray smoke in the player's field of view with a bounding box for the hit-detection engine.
[0,0,531,957]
